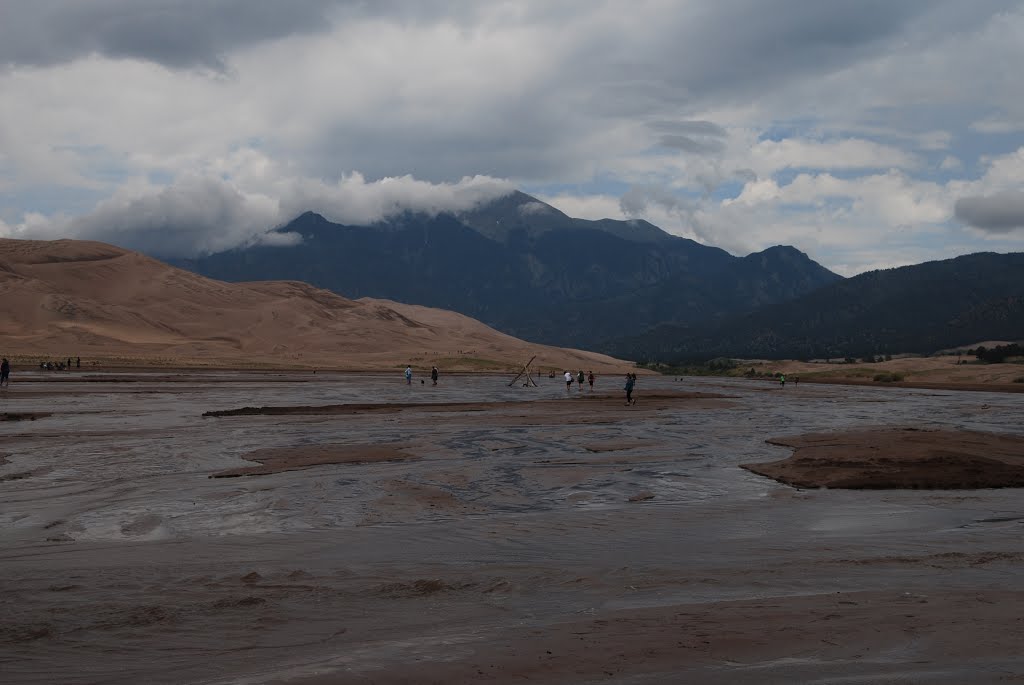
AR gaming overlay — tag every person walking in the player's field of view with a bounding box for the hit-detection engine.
[587,370,595,391]
[779,373,786,388]
[564,370,573,392]
[431,366,439,386]
[577,370,585,391]
[0,358,10,388]
[624,372,636,406]
[405,365,413,385]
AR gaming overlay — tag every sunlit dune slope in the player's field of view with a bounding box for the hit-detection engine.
[0,238,633,371]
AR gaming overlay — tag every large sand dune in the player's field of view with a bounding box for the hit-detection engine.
[0,238,632,372]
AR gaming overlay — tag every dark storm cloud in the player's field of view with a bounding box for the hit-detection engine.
[583,0,1015,114]
[0,0,345,69]
[955,192,1024,233]
[649,121,728,138]
[64,176,283,256]
[650,120,728,155]
[658,135,727,154]
[280,0,1014,185]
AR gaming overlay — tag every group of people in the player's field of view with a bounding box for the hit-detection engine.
[563,370,596,391]
[1,356,85,387]
[405,365,440,386]
[400,364,639,406]
[39,357,80,371]
[563,369,639,405]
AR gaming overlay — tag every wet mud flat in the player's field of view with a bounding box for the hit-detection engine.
[1,372,1023,684]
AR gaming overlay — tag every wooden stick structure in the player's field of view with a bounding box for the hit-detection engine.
[508,355,538,387]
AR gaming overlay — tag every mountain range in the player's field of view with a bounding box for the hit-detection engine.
[611,251,1024,362]
[150,190,1024,362]
[174,191,842,351]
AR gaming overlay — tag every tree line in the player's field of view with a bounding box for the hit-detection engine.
[969,343,1023,364]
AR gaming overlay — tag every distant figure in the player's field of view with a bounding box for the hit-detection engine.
[1,358,10,388]
[76,357,80,369]
[624,373,636,406]
[405,366,413,385]
[431,366,439,386]
[67,357,72,370]
[779,373,786,388]
[564,370,573,391]
[588,370,595,390]
[793,376,799,387]
[577,370,585,391]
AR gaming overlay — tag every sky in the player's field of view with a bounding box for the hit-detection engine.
[1,0,1024,275]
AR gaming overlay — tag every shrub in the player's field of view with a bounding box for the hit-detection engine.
[873,372,905,382]
[707,357,737,371]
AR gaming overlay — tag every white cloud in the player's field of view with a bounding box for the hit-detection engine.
[538,193,625,223]
[1,176,281,257]
[975,147,1024,190]
[277,173,514,227]
[970,117,1024,134]
[518,201,552,215]
[1,172,513,257]
[748,138,919,174]
[2,1,1024,274]
[940,155,962,171]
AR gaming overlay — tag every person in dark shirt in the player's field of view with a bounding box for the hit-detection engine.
[624,373,636,406]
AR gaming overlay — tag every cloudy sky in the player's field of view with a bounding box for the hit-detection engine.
[2,0,1024,274]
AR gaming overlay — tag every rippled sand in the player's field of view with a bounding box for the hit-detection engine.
[2,372,1023,684]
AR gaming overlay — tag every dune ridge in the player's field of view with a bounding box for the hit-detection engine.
[0,238,632,372]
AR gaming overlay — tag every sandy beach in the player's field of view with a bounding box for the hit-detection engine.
[2,370,1023,683]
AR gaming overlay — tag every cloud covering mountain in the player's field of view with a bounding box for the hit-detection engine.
[2,0,1024,270]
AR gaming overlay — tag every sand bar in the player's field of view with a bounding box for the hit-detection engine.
[743,427,1024,489]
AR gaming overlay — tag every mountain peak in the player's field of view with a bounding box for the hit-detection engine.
[455,190,574,241]
[457,190,671,244]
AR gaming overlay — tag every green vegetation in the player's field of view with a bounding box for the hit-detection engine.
[968,343,1023,364]
[872,372,905,382]
[639,358,744,377]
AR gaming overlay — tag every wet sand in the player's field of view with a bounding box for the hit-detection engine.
[799,377,1024,394]
[1,412,51,421]
[1,372,1023,684]
[744,427,1024,489]
[211,445,418,478]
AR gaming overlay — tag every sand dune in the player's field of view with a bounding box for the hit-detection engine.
[0,238,633,372]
